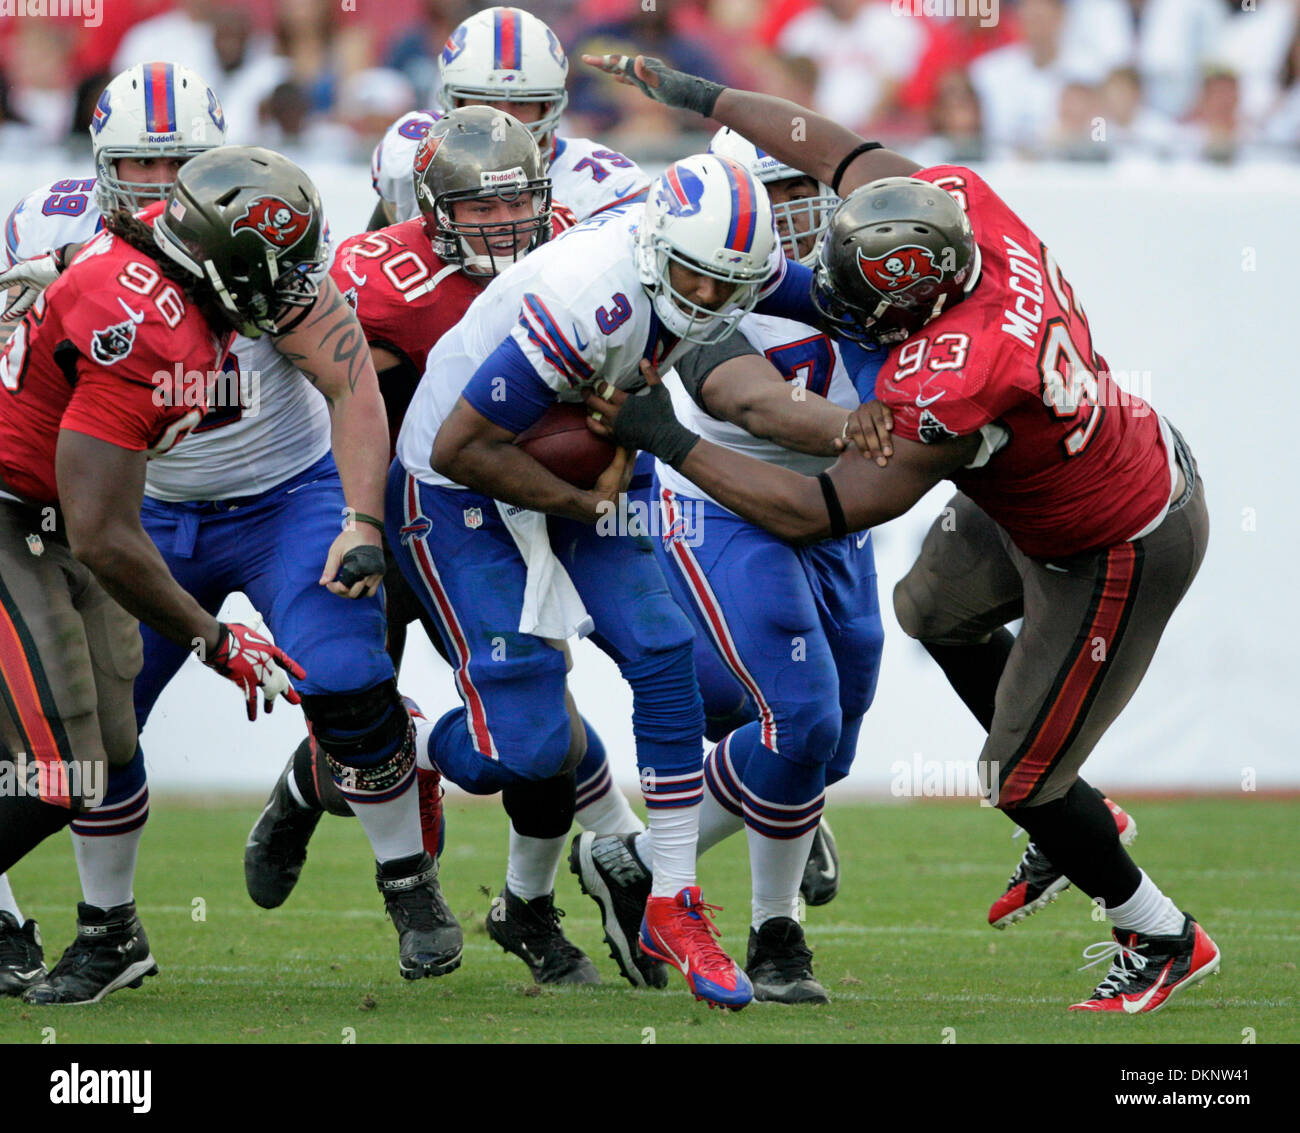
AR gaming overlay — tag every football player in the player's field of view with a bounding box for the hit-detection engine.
[573,128,882,1005]
[366,7,650,235]
[245,109,641,988]
[0,147,310,1002]
[586,54,1219,1015]
[0,65,459,1003]
[389,153,820,1010]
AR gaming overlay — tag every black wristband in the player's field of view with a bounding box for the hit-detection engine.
[610,382,700,468]
[817,472,848,539]
[831,141,883,197]
[344,509,385,534]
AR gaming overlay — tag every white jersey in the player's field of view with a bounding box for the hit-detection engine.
[547,136,649,222]
[3,178,103,270]
[371,110,441,224]
[398,205,783,489]
[371,117,649,225]
[2,176,331,500]
[656,314,859,509]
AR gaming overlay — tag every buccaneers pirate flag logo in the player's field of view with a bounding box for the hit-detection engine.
[856,244,944,299]
[231,196,313,249]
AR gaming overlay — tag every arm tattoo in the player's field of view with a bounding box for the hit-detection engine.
[276,288,369,399]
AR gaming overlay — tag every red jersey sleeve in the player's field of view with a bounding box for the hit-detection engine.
[57,289,216,452]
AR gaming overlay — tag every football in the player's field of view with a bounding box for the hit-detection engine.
[514,402,617,490]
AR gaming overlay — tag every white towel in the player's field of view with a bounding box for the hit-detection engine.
[498,502,594,641]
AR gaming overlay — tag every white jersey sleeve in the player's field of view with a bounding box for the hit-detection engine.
[371,110,441,225]
[398,206,661,487]
[547,136,650,222]
[3,178,104,270]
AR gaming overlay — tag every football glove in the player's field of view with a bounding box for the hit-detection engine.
[588,54,724,118]
[205,621,306,722]
[0,249,66,321]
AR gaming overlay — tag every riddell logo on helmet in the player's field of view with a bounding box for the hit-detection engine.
[231,197,312,249]
[856,245,944,294]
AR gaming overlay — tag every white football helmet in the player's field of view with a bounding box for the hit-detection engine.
[636,155,779,346]
[91,61,227,216]
[708,127,838,267]
[437,7,569,154]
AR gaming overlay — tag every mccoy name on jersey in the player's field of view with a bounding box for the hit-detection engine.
[873,165,1175,559]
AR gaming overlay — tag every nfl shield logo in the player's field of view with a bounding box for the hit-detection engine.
[463,508,483,529]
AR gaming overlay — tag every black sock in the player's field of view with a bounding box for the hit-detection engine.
[923,628,1014,731]
[1008,779,1141,907]
[0,792,76,875]
[502,773,577,840]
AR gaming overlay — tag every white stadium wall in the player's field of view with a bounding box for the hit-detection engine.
[3,157,1294,795]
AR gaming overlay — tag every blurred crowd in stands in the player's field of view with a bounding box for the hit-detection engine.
[1,0,1299,167]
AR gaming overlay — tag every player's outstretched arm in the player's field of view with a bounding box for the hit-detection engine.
[57,432,304,720]
[583,54,920,195]
[587,361,973,541]
[272,276,389,598]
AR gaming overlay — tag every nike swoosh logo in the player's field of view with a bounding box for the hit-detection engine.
[1123,961,1172,1013]
[611,182,634,198]
[855,531,870,549]
[117,297,145,323]
[345,265,367,286]
[915,390,945,407]
[12,968,43,980]
[571,323,589,352]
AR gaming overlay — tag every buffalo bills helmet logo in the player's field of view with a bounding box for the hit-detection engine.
[655,166,705,218]
[441,25,468,65]
[413,134,441,176]
[207,88,225,133]
[92,88,112,134]
[231,196,312,249]
[857,245,944,296]
[544,28,566,67]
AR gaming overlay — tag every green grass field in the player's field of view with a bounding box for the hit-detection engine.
[1,795,1295,1045]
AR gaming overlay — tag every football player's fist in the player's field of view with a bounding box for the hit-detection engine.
[580,54,723,117]
[321,527,385,598]
[205,621,306,722]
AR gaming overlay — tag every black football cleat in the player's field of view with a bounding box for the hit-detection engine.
[1070,914,1220,1014]
[745,917,829,1005]
[22,902,157,1005]
[569,832,668,989]
[376,852,462,980]
[989,797,1136,929]
[245,756,323,909]
[0,911,45,997]
[800,818,840,907]
[486,888,600,985]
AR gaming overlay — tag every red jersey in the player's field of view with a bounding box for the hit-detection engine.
[0,207,226,505]
[875,166,1173,559]
[332,207,577,455]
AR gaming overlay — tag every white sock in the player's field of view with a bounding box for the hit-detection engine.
[72,828,142,910]
[1108,870,1186,936]
[575,788,644,836]
[748,825,816,930]
[353,778,423,864]
[647,806,699,897]
[0,873,23,922]
[697,785,743,856]
[414,719,437,773]
[505,830,564,900]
